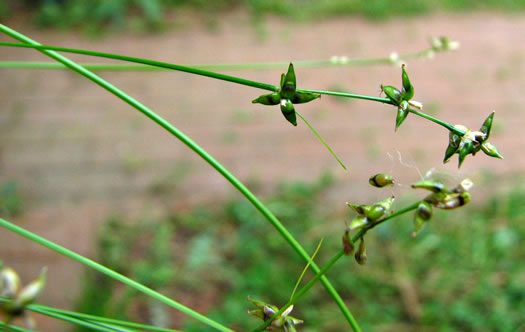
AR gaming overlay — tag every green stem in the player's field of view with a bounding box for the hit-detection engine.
[25,303,182,332]
[0,218,231,332]
[0,41,278,92]
[0,322,34,332]
[26,305,132,332]
[253,201,421,332]
[0,45,447,71]
[0,61,165,71]
[408,108,466,135]
[298,88,392,104]
[0,24,358,331]
[296,111,347,170]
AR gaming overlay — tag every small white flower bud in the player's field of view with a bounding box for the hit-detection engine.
[408,100,423,110]
[0,267,21,298]
[389,52,400,65]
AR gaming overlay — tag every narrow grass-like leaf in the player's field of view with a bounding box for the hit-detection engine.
[27,305,132,332]
[289,238,324,301]
[25,302,182,332]
[0,218,231,332]
[0,322,35,332]
[296,111,347,170]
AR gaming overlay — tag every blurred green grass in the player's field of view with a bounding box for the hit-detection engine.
[3,0,525,33]
[74,173,525,331]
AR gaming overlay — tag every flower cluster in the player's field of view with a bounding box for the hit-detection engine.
[381,64,423,131]
[411,178,473,236]
[444,112,503,168]
[0,262,47,328]
[252,63,320,126]
[346,196,395,231]
[248,297,303,332]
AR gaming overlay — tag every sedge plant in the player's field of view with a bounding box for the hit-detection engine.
[0,22,504,332]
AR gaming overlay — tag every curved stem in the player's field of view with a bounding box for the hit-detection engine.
[0,24,358,330]
[0,41,278,92]
[0,218,231,332]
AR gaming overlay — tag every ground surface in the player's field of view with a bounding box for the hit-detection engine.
[0,12,523,330]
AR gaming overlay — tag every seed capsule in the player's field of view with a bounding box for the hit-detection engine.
[280,99,297,126]
[349,215,368,231]
[354,238,367,265]
[369,173,394,188]
[346,202,371,215]
[401,64,414,100]
[292,92,321,104]
[434,192,471,210]
[381,85,402,105]
[458,140,474,168]
[443,141,459,163]
[411,180,447,193]
[367,196,394,221]
[395,107,409,131]
[248,309,264,320]
[412,201,433,237]
[280,63,296,100]
[16,267,47,308]
[481,142,503,159]
[252,92,281,105]
[0,267,21,298]
[480,111,495,141]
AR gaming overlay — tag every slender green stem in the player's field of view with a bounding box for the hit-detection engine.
[298,88,392,104]
[0,218,231,332]
[24,302,182,332]
[0,41,278,92]
[408,108,465,135]
[296,111,347,170]
[289,238,324,301]
[27,305,132,332]
[0,322,35,332]
[0,45,447,71]
[0,24,358,330]
[254,201,421,332]
[0,61,165,71]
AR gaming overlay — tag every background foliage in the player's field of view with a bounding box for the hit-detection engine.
[73,173,525,331]
[4,0,525,32]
